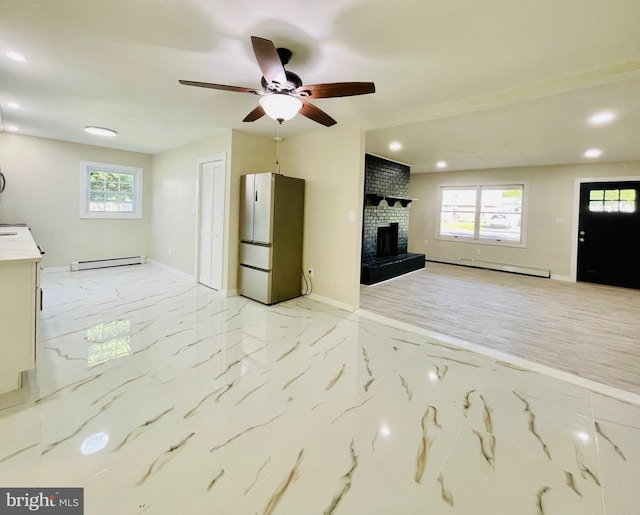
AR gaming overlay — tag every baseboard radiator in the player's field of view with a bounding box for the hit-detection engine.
[427,256,550,278]
[70,256,147,271]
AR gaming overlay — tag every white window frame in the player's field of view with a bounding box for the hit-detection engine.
[79,161,143,219]
[435,181,528,248]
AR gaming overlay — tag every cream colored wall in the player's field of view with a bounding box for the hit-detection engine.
[150,129,275,287]
[150,130,232,277]
[281,125,365,310]
[409,161,640,278]
[229,130,277,292]
[0,132,151,268]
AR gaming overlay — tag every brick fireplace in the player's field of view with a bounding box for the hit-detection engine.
[361,154,425,285]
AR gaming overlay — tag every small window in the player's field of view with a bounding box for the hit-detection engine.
[589,189,636,213]
[80,161,143,219]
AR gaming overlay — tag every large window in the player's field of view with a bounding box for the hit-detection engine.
[437,183,525,245]
[79,161,143,219]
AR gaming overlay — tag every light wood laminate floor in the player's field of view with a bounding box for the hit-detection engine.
[359,261,640,395]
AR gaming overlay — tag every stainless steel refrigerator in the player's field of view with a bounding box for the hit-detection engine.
[238,172,305,305]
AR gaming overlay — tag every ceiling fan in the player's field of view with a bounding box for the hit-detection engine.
[179,36,375,127]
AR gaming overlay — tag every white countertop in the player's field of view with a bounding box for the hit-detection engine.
[0,226,42,263]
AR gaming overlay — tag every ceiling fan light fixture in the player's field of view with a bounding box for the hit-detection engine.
[259,94,302,123]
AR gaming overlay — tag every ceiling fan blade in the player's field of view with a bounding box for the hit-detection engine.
[296,82,376,99]
[179,80,261,94]
[300,100,337,127]
[243,105,266,122]
[251,36,287,86]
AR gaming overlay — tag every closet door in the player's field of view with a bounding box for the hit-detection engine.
[198,157,226,290]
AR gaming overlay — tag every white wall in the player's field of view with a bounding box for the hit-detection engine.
[409,161,640,278]
[281,124,365,310]
[0,133,151,267]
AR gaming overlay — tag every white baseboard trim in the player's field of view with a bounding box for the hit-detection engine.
[308,293,355,313]
[550,274,573,282]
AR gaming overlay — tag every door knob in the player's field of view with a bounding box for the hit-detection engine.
[579,237,585,242]
[579,230,585,236]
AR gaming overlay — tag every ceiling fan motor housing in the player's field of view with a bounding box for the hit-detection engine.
[261,70,303,93]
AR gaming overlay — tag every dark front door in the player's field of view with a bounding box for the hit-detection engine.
[577,181,640,289]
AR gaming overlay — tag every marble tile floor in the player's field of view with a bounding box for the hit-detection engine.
[1,262,639,514]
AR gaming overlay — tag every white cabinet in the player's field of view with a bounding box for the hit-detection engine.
[0,227,42,394]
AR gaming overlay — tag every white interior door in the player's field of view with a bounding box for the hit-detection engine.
[198,158,225,290]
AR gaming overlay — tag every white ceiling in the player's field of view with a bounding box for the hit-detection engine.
[1,0,639,172]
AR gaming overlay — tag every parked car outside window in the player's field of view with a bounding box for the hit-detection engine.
[488,214,512,229]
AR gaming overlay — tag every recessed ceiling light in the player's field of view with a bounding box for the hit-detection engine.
[589,111,616,125]
[6,51,26,62]
[7,102,20,109]
[85,126,117,137]
[7,125,19,131]
[584,148,602,158]
[436,160,447,169]
[389,141,402,151]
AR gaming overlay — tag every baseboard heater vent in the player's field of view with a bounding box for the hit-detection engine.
[70,256,147,271]
[427,256,550,278]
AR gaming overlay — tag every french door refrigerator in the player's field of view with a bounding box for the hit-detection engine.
[238,172,305,305]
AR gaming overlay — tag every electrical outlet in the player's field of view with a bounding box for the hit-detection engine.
[308,268,314,278]
[476,248,481,255]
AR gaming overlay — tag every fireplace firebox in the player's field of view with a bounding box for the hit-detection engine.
[377,223,399,258]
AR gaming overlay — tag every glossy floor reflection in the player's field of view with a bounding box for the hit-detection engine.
[1,263,639,514]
